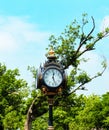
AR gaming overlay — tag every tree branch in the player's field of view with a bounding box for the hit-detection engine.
[75,17,95,55]
[68,65,106,95]
[62,17,96,69]
[24,97,37,130]
[24,95,47,130]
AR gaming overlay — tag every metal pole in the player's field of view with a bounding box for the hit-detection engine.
[48,97,54,130]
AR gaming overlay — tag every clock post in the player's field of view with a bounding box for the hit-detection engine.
[36,48,67,130]
[48,96,54,130]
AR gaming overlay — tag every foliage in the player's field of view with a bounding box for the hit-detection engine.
[47,13,108,95]
[72,95,103,129]
[25,14,109,130]
[1,62,109,129]
[1,13,109,130]
[31,113,48,130]
[0,63,28,130]
[101,92,109,128]
[47,14,109,69]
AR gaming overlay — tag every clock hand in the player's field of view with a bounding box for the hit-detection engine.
[52,71,55,79]
[52,73,55,81]
[52,72,56,85]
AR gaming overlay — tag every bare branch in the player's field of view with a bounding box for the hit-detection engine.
[68,65,106,96]
[77,47,93,58]
[75,17,95,55]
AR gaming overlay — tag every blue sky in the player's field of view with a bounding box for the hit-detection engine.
[0,0,109,95]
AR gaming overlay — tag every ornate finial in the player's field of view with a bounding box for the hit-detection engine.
[47,47,56,59]
[48,47,55,57]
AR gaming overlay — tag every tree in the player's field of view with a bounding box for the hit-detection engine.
[1,13,108,130]
[101,92,109,129]
[24,66,48,130]
[71,95,103,130]
[47,13,108,93]
[53,94,85,130]
[0,63,28,130]
[25,14,109,130]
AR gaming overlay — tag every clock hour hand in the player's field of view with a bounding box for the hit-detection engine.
[52,72,54,80]
[52,72,56,85]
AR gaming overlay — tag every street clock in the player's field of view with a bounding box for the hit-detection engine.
[36,48,66,96]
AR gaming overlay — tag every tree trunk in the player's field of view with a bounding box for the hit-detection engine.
[24,97,37,130]
[24,111,32,130]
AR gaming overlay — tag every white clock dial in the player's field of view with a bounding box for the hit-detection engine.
[43,68,63,87]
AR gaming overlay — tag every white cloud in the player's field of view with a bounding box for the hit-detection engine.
[0,16,50,52]
[77,51,109,95]
[79,51,103,76]
[100,16,109,32]
[0,31,17,51]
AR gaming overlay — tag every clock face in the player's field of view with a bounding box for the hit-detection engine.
[43,68,63,87]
